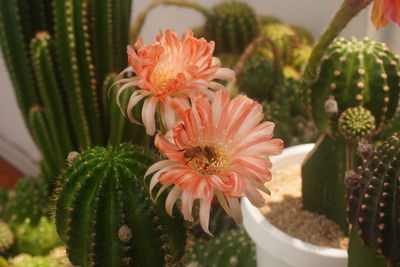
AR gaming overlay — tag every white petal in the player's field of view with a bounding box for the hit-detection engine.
[142,97,159,135]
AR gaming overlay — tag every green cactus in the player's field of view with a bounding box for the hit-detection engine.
[302,37,400,231]
[14,217,61,256]
[4,177,50,227]
[258,15,282,27]
[186,228,256,267]
[0,188,9,217]
[47,246,72,267]
[9,254,62,267]
[338,106,376,143]
[0,0,135,184]
[292,44,312,72]
[237,49,283,101]
[0,221,14,253]
[260,23,299,65]
[346,134,400,266]
[290,25,314,46]
[0,257,7,267]
[55,144,187,267]
[204,1,259,55]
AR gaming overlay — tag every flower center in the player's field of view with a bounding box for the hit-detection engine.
[183,144,228,175]
[150,64,179,94]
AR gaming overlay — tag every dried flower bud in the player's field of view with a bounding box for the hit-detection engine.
[357,141,373,160]
[325,99,338,115]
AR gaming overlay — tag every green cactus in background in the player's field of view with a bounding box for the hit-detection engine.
[14,217,61,256]
[9,254,62,267]
[346,134,400,267]
[258,15,282,27]
[186,228,256,267]
[290,25,314,46]
[55,144,188,267]
[0,0,135,182]
[0,188,8,217]
[47,246,72,267]
[0,221,14,253]
[204,1,259,55]
[302,37,400,232]
[3,177,50,226]
[292,44,312,71]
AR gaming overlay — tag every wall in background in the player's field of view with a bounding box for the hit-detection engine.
[0,0,397,175]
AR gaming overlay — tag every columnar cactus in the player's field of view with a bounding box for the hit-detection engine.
[204,1,259,55]
[346,134,400,266]
[302,37,400,231]
[0,0,134,182]
[0,221,14,253]
[55,144,187,267]
[186,228,256,267]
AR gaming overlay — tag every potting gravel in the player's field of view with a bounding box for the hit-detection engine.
[259,164,349,249]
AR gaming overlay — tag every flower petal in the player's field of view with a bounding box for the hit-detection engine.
[142,97,159,135]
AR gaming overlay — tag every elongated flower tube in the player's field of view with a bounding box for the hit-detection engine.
[116,29,235,135]
[371,0,400,29]
[145,89,283,234]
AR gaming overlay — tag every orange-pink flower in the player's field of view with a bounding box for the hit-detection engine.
[371,0,400,29]
[145,89,283,234]
[116,29,235,135]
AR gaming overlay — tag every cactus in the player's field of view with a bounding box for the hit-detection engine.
[237,49,283,101]
[0,221,14,253]
[338,106,376,143]
[0,188,8,217]
[292,44,312,71]
[3,177,50,227]
[14,216,61,256]
[186,228,256,267]
[9,254,62,267]
[346,134,400,266]
[258,15,282,27]
[0,0,135,184]
[55,144,187,267]
[290,25,314,46]
[302,37,400,231]
[47,246,72,267]
[204,1,259,55]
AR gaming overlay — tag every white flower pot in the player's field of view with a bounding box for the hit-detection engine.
[241,144,348,267]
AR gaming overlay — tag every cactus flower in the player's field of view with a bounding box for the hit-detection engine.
[371,0,400,29]
[145,89,283,234]
[116,29,235,135]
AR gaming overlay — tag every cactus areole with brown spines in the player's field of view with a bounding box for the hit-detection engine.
[346,133,400,263]
[55,144,187,267]
[309,37,400,138]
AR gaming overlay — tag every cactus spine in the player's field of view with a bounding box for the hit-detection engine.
[346,134,400,266]
[204,1,259,55]
[302,38,400,231]
[55,144,187,266]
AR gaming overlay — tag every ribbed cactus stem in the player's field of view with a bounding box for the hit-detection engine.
[30,31,73,160]
[303,0,372,83]
[0,0,38,120]
[28,106,60,180]
[55,144,187,266]
[347,133,400,264]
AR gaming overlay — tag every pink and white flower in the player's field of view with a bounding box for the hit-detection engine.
[145,89,283,234]
[116,29,235,135]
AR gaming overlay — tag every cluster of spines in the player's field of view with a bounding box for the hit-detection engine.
[55,144,187,266]
[186,228,256,267]
[346,133,400,262]
[204,1,259,55]
[308,37,400,136]
[338,106,376,143]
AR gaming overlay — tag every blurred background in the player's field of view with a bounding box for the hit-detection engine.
[0,0,399,175]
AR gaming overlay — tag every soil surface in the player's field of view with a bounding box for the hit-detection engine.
[259,164,349,249]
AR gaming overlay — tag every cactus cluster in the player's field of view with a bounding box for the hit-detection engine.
[55,144,187,267]
[0,221,14,253]
[0,0,136,181]
[9,254,62,267]
[204,1,259,55]
[346,134,400,264]
[302,37,400,231]
[186,228,256,267]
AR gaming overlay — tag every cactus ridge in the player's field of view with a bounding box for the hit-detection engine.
[347,133,400,262]
[205,1,259,55]
[55,144,187,266]
[310,37,400,137]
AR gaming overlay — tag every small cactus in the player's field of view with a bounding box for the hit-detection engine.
[9,254,61,267]
[204,1,259,55]
[14,217,61,256]
[4,177,50,226]
[186,228,256,267]
[338,106,376,142]
[0,221,14,253]
[55,144,187,266]
[346,133,400,263]
[47,246,72,267]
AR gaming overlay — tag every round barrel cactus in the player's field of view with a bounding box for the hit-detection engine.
[346,133,400,262]
[0,220,13,253]
[55,144,187,267]
[204,1,259,54]
[309,37,400,138]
